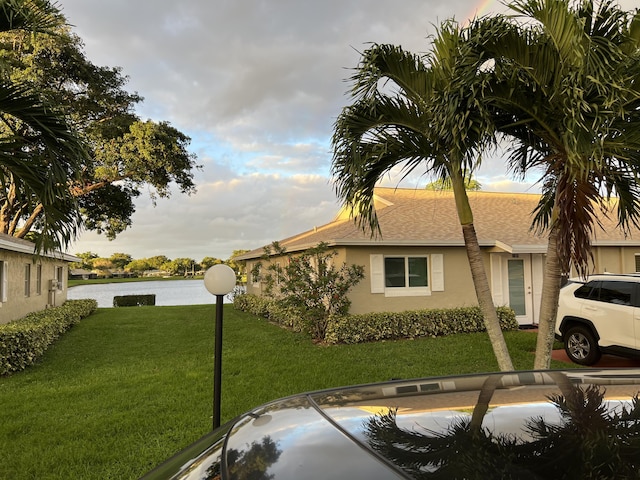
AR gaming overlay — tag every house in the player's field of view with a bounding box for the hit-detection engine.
[237,188,640,326]
[69,268,97,280]
[0,233,80,324]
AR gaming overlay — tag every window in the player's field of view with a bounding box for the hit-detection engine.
[370,254,443,296]
[24,263,31,297]
[0,261,6,303]
[55,266,63,290]
[599,281,633,306]
[384,257,428,288]
[36,264,42,295]
[574,281,599,300]
[575,280,635,306]
[636,254,640,272]
[251,264,261,286]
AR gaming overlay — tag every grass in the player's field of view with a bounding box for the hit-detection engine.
[0,305,572,479]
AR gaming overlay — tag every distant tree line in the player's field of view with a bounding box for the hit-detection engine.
[70,249,249,279]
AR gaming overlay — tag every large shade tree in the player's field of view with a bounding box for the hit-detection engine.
[0,0,88,251]
[473,0,640,368]
[0,1,199,246]
[331,24,514,370]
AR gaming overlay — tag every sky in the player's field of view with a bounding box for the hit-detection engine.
[59,0,637,262]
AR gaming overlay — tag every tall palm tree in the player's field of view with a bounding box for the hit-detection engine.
[0,0,86,251]
[331,23,514,370]
[471,0,640,368]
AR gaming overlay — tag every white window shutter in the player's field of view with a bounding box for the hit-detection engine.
[1,261,7,302]
[431,254,444,291]
[370,254,384,293]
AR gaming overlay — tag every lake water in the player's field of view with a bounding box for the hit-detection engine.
[67,279,234,308]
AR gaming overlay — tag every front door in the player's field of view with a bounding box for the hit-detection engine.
[507,258,533,325]
[491,253,544,326]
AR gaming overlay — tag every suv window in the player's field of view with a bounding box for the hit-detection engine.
[574,281,599,300]
[574,280,635,306]
[599,281,633,306]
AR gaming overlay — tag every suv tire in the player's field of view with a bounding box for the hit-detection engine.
[564,326,601,366]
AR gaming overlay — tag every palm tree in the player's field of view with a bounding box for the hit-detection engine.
[472,0,640,368]
[331,23,514,370]
[0,0,86,251]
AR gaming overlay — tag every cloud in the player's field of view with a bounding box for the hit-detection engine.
[63,0,639,261]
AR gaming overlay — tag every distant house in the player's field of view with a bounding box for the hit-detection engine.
[236,188,640,326]
[0,233,80,324]
[69,269,97,280]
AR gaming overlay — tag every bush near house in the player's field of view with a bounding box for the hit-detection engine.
[324,306,518,344]
[234,294,518,344]
[251,242,365,341]
[0,300,97,376]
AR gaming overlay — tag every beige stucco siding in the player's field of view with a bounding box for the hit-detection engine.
[343,246,481,314]
[590,246,640,275]
[243,245,489,315]
[0,251,68,324]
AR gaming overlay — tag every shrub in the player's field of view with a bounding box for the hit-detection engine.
[0,299,97,376]
[250,242,364,341]
[113,294,156,307]
[324,306,518,344]
[233,294,272,318]
[235,294,518,344]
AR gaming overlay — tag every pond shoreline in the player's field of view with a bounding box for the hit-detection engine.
[67,278,237,308]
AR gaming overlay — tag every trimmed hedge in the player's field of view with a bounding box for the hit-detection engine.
[324,306,518,344]
[113,294,156,307]
[234,294,518,344]
[233,294,307,332]
[0,299,97,376]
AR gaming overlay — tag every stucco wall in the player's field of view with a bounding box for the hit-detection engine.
[343,246,480,314]
[243,245,484,315]
[0,250,68,324]
[590,246,640,275]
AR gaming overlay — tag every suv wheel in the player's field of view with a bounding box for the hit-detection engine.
[564,326,601,366]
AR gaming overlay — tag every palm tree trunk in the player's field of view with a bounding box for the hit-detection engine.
[462,223,514,371]
[533,222,562,369]
[451,169,514,371]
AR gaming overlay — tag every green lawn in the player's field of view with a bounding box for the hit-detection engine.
[0,305,572,479]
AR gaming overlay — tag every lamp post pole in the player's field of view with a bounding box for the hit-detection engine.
[204,264,236,430]
[212,293,224,429]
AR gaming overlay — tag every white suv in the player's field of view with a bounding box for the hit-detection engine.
[555,274,640,365]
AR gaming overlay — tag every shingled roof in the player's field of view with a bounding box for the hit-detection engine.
[237,188,640,260]
[0,232,79,262]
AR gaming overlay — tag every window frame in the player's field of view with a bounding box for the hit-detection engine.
[0,260,7,303]
[36,264,42,295]
[383,255,430,297]
[24,263,31,297]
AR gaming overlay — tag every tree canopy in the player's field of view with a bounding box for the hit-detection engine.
[0,1,199,246]
[0,0,89,251]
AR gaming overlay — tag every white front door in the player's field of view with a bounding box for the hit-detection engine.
[491,253,544,326]
[507,258,533,325]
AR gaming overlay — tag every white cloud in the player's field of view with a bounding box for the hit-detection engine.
[63,0,637,260]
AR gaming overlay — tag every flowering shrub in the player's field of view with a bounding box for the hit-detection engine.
[249,242,364,341]
[0,299,97,376]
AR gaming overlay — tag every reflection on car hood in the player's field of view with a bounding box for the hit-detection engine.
[142,369,640,479]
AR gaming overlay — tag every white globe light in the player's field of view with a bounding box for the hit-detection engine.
[204,264,236,295]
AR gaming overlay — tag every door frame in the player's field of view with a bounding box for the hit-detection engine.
[491,253,544,326]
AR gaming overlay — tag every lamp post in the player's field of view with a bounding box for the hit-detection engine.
[204,264,236,429]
